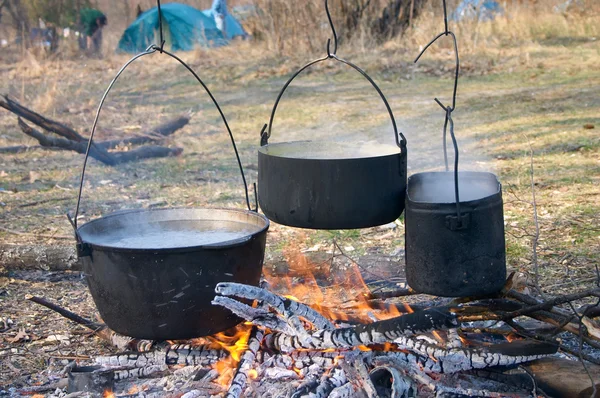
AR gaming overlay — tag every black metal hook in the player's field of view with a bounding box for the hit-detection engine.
[156,0,165,52]
[325,0,338,57]
[414,0,459,112]
[414,0,463,220]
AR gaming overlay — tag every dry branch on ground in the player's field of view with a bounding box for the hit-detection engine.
[0,95,188,165]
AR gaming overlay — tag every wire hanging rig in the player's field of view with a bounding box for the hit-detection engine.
[70,43,258,235]
[414,0,464,223]
[260,0,406,150]
[414,0,460,113]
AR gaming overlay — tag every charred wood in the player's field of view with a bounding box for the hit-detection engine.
[263,307,458,352]
[95,345,227,368]
[113,365,169,380]
[215,282,335,330]
[393,335,557,373]
[306,368,348,398]
[370,365,416,398]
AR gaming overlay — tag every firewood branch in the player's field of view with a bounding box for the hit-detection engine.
[3,96,189,165]
[26,295,154,352]
[18,118,182,165]
[1,95,85,141]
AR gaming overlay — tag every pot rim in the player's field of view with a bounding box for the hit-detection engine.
[406,170,502,206]
[258,140,402,161]
[75,206,270,254]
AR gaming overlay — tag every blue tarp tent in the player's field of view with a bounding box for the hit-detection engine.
[452,0,503,21]
[117,3,246,53]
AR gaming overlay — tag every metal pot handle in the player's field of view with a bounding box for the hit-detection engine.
[70,44,257,237]
[259,0,406,150]
[414,0,466,230]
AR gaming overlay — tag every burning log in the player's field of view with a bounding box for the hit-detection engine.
[95,345,227,368]
[215,282,335,330]
[393,336,558,373]
[215,282,458,352]
[225,327,264,398]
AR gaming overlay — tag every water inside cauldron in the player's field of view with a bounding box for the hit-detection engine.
[260,141,400,160]
[409,172,500,204]
[89,220,258,249]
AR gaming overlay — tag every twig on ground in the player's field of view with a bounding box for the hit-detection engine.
[26,295,155,352]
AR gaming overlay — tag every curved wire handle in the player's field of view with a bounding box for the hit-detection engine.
[70,44,257,234]
[260,0,405,149]
[414,0,462,221]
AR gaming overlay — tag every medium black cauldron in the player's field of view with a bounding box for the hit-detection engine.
[257,24,407,230]
[405,171,506,297]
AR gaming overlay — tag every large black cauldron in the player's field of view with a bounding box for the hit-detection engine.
[76,208,268,339]
[71,46,269,339]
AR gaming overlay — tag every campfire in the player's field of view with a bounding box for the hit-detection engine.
[23,244,600,398]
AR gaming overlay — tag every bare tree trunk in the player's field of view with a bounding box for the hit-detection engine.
[5,0,30,44]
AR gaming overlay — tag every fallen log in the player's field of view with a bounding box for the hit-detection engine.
[96,115,190,150]
[2,96,189,165]
[523,357,600,398]
[225,327,264,398]
[0,243,79,271]
[1,95,85,142]
[18,118,116,165]
[19,118,182,165]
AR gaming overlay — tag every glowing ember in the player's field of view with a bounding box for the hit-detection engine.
[248,369,259,379]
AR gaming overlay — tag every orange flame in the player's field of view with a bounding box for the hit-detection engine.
[263,240,411,325]
[208,323,253,387]
[103,390,115,398]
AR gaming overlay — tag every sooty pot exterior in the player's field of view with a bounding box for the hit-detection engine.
[76,208,268,340]
[405,172,506,297]
[258,142,407,229]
